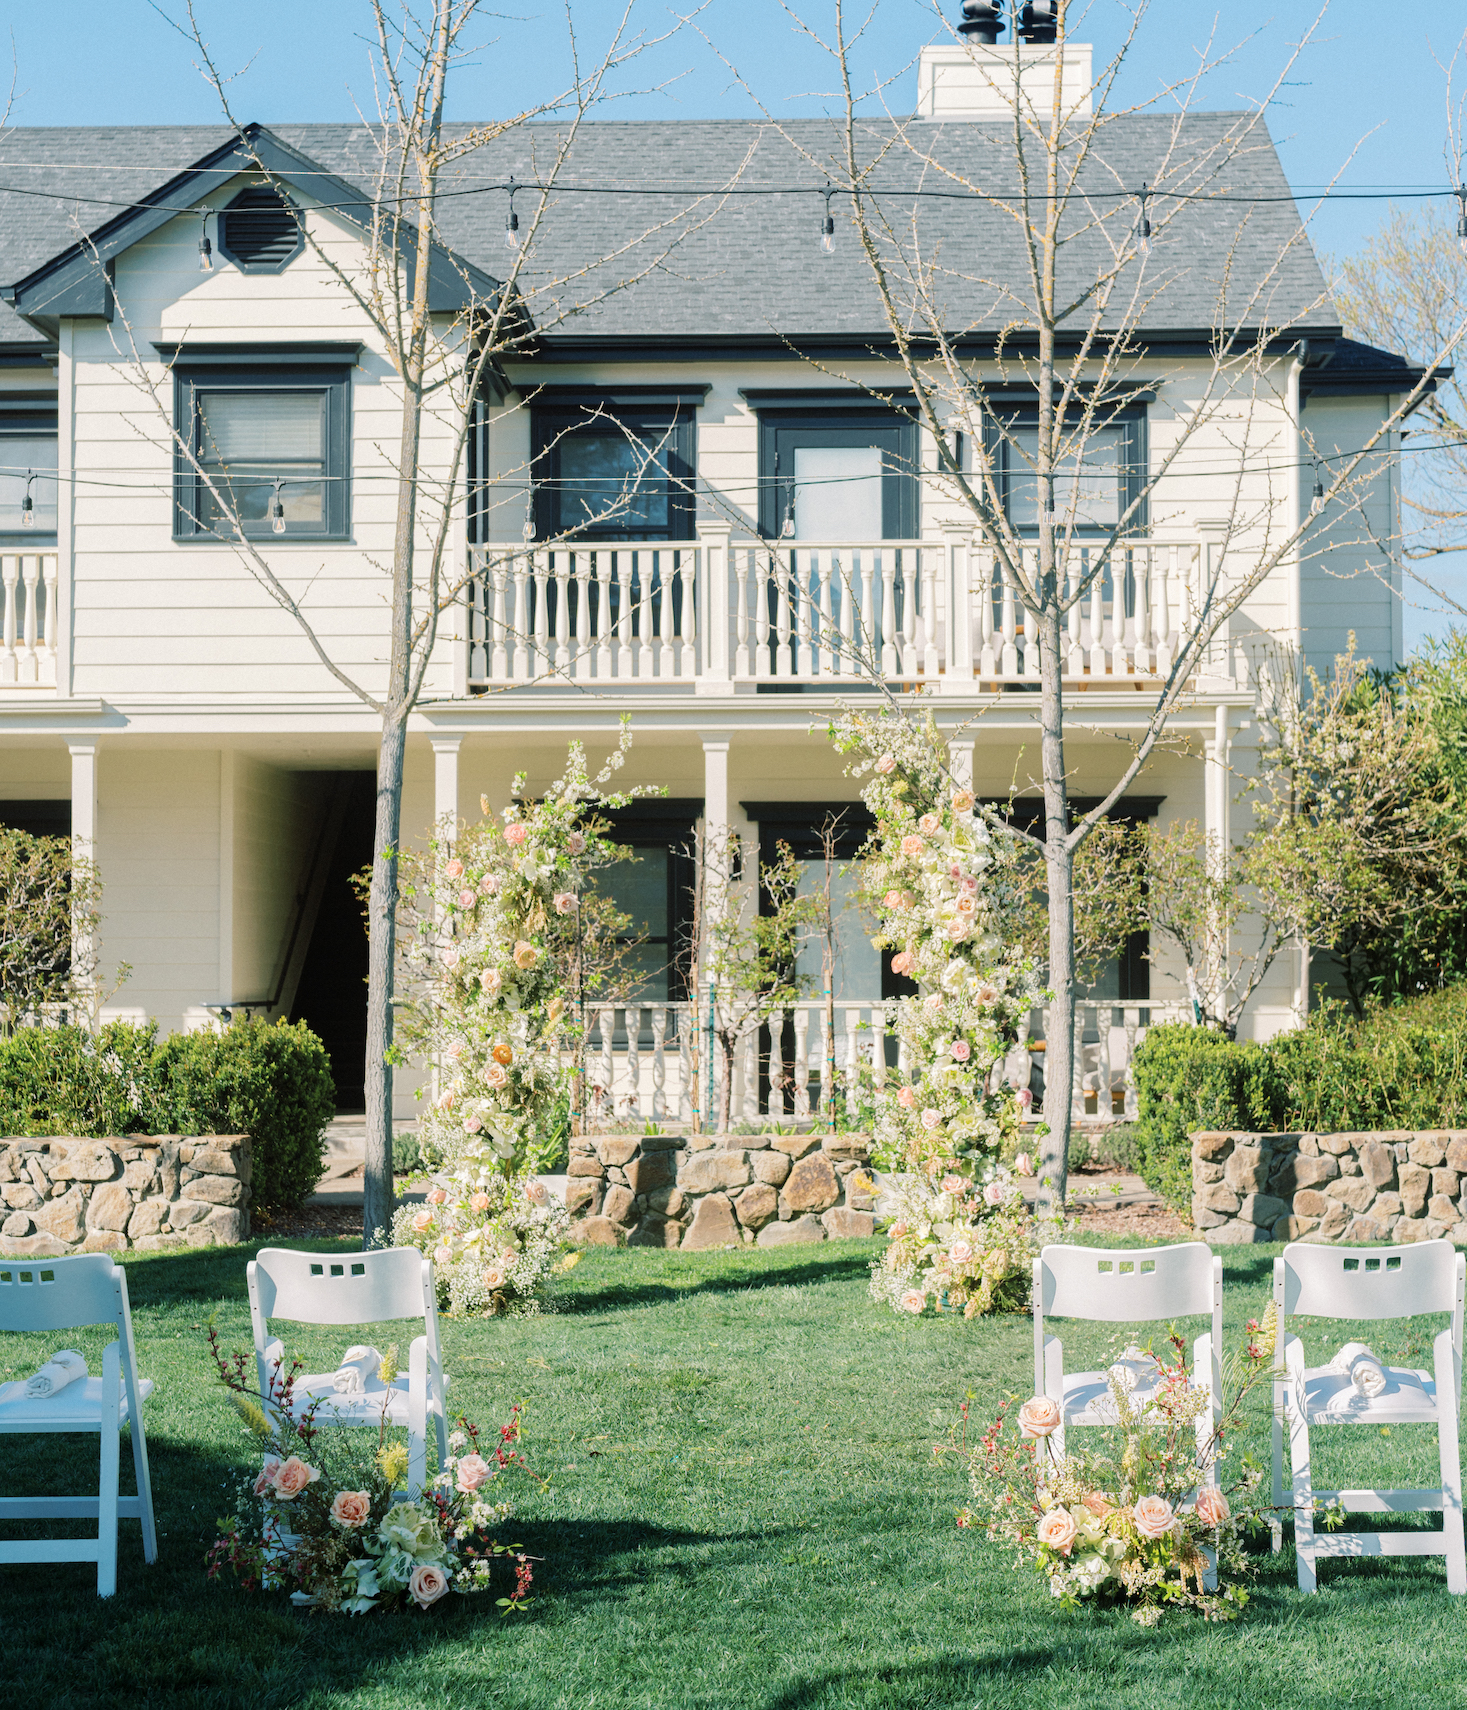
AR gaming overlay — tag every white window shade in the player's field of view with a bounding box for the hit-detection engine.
[793,445,883,541]
[198,392,325,465]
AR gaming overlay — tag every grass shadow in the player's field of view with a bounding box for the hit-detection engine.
[560,1246,878,1315]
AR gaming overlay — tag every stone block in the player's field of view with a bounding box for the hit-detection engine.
[771,1134,821,1159]
[127,1199,169,1241]
[597,1138,639,1167]
[0,1147,16,1183]
[1399,1165,1430,1219]
[1192,1132,1235,1162]
[82,1230,127,1254]
[572,1216,618,1247]
[48,1144,118,1183]
[679,1151,751,1194]
[1237,1193,1288,1229]
[740,1133,771,1150]
[1451,1223,1467,1248]
[1,1183,40,1211]
[627,1213,682,1248]
[1373,1192,1403,1220]
[185,1174,246,1207]
[203,1206,248,1244]
[1338,1157,1362,1176]
[757,1214,826,1247]
[1272,1154,1339,1195]
[130,1233,185,1253]
[86,1182,133,1233]
[752,1151,791,1186]
[1409,1135,1448,1168]
[168,1199,213,1229]
[601,1185,636,1226]
[1292,1189,1331,1218]
[1433,1169,1460,1201]
[780,1155,841,1216]
[1345,1216,1394,1244]
[1,1211,30,1237]
[638,1133,683,1153]
[157,1145,180,1201]
[0,1233,68,1257]
[1394,1217,1433,1244]
[822,1136,869,1162]
[1325,1177,1376,1214]
[1446,1136,1467,1173]
[567,1157,605,1178]
[1316,1200,1349,1240]
[822,1207,876,1239]
[1320,1133,1356,1156]
[1207,1220,1270,1245]
[625,1152,675,1197]
[1198,1162,1224,1185]
[606,1167,628,1187]
[189,1148,241,1178]
[184,1226,217,1249]
[1360,1143,1396,1191]
[734,1183,778,1230]
[1224,1146,1268,1194]
[684,1132,720,1152]
[1197,1182,1240,1217]
[681,1192,739,1251]
[646,1186,685,1217]
[565,1178,600,1217]
[1191,1204,1232,1229]
[1297,1135,1320,1158]
[1426,1218,1453,1240]
[122,1161,156,1192]
[1273,1215,1320,1241]
[32,1187,85,1244]
[24,1158,48,1193]
[1429,1194,1460,1226]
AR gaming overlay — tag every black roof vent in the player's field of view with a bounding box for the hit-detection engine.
[1017,1,1059,43]
[958,1,1005,40]
[218,187,303,273]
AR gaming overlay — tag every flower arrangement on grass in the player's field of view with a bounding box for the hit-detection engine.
[392,1143,574,1316]
[204,1328,540,1615]
[832,707,1046,1315]
[947,1310,1278,1623]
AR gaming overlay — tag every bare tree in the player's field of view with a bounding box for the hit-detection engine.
[719,0,1467,1206]
[0,828,122,1033]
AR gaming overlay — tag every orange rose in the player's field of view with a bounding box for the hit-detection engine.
[270,1456,321,1501]
[1036,1508,1077,1555]
[330,1490,372,1529]
[492,1043,514,1066]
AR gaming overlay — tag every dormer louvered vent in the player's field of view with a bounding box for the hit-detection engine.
[218,187,303,272]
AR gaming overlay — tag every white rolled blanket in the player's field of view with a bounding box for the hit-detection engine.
[25,1349,88,1399]
[332,1345,383,1394]
[1107,1345,1165,1408]
[1325,1340,1389,1396]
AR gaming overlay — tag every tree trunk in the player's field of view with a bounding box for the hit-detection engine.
[362,710,408,1243]
[1039,599,1073,1213]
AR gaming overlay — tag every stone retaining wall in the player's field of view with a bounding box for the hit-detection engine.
[0,1136,251,1257]
[567,1131,877,1249]
[1192,1130,1467,1245]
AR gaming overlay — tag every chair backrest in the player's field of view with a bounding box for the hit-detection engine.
[249,1246,430,1328]
[0,1253,126,1334]
[1038,1242,1219,1323]
[1277,1239,1465,1328]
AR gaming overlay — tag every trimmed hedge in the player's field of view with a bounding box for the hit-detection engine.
[1132,988,1467,1213]
[0,1016,334,1208]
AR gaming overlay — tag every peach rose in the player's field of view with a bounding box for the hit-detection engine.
[874,753,896,774]
[896,1085,917,1110]
[950,1039,971,1061]
[947,919,970,941]
[921,1108,942,1130]
[445,858,465,881]
[458,888,476,910]
[428,1187,447,1205]
[486,1063,509,1090]
[900,835,925,858]
[1037,1508,1077,1555]
[441,946,460,971]
[1133,1494,1176,1539]
[924,993,944,1011]
[470,1192,491,1212]
[412,1208,434,1234]
[883,889,905,909]
[513,941,538,969]
[479,967,502,993]
[955,894,976,915]
[918,813,941,835]
[900,1289,927,1314]
[504,822,529,847]
[553,892,578,915]
[435,1086,457,1112]
[1193,1487,1230,1528]
[409,1562,451,1609]
[1082,1491,1114,1518]
[940,1173,965,1193]
[974,983,997,1005]
[983,1181,1004,1206]
[891,951,915,976]
[524,1179,549,1205]
[483,1266,506,1289]
[433,1245,452,1267]
[479,871,500,896]
[948,1238,975,1265]
[492,1043,514,1066]
[566,831,587,855]
[465,1114,483,1134]
[951,789,975,814]
[331,1490,372,1529]
[1017,1395,1062,1439]
[253,1456,281,1497]
[1014,1152,1034,1177]
[270,1456,321,1501]
[455,1452,491,1493]
[889,1221,908,1239]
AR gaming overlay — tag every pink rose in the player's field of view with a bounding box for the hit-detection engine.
[486,1063,509,1090]
[409,1562,450,1609]
[331,1490,372,1529]
[948,1238,974,1264]
[435,1086,457,1112]
[458,888,476,910]
[940,1173,965,1193]
[455,1452,491,1493]
[1016,1087,1034,1110]
[924,993,944,1011]
[1133,1495,1176,1539]
[504,822,529,847]
[900,1289,927,1314]
[465,1114,483,1134]
[479,872,500,896]
[960,875,979,894]
[1037,1508,1077,1555]
[950,1039,971,1061]
[874,754,896,775]
[883,889,905,909]
[983,1181,1004,1206]
[445,859,465,881]
[900,835,925,858]
[1014,1152,1034,1177]
[253,1456,280,1497]
[524,1179,549,1205]
[428,1187,447,1205]
[441,947,460,971]
[891,951,915,976]
[1193,1487,1230,1528]
[553,892,578,915]
[270,1456,321,1501]
[566,831,587,855]
[921,1108,942,1130]
[470,1192,491,1212]
[896,1086,917,1109]
[1017,1396,1062,1439]
[412,1208,434,1234]
[918,814,941,835]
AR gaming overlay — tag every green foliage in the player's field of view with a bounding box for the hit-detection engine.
[0,1017,334,1209]
[1133,993,1467,1212]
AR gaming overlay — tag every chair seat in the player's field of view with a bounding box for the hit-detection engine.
[0,1375,154,1431]
[289,1370,449,1428]
[1299,1365,1439,1424]
[1060,1369,1165,1427]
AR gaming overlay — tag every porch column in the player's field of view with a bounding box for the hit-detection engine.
[431,736,462,840]
[696,521,734,693]
[701,730,731,888]
[1202,706,1233,1023]
[940,523,975,690]
[69,742,98,1016]
[700,731,732,1130]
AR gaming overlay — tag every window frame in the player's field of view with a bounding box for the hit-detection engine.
[596,799,703,1004]
[172,363,351,541]
[754,407,919,541]
[984,404,1148,537]
[530,401,697,544]
[0,403,59,540]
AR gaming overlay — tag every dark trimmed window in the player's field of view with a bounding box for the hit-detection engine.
[173,365,350,539]
[531,402,696,542]
[218,187,304,273]
[988,408,1147,534]
[593,800,702,1004]
[0,403,58,535]
[756,407,918,540]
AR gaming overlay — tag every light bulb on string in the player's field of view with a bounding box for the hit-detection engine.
[504,178,521,251]
[1310,462,1325,517]
[20,473,35,528]
[270,480,286,535]
[1135,183,1151,256]
[820,187,836,255]
[780,500,796,539]
[198,210,213,273]
[1457,185,1467,256]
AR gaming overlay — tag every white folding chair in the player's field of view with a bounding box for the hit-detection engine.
[1273,1239,1466,1594]
[1034,1243,1224,1470]
[248,1247,448,1494]
[0,1254,157,1597]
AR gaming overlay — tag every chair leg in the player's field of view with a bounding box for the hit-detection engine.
[1435,1335,1466,1596]
[130,1407,158,1566]
[407,1337,428,1498]
[1271,1378,1286,1554]
[97,1343,121,1598]
[1287,1391,1316,1594]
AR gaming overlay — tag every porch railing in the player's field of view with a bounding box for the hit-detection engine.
[1,553,58,687]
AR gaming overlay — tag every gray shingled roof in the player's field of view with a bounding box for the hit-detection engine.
[0,115,1339,352]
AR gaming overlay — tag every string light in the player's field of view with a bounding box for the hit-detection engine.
[270,479,286,534]
[504,178,521,252]
[1135,183,1151,256]
[821,186,836,255]
[20,472,35,528]
[1310,462,1325,516]
[198,209,213,272]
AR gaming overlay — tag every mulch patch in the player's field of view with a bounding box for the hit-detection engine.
[251,1204,363,1241]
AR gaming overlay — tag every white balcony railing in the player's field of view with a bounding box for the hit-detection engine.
[467,535,1228,692]
[1,553,58,687]
[573,996,1184,1129]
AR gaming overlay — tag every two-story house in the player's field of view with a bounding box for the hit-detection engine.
[0,18,1424,1121]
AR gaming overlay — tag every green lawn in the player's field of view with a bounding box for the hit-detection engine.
[2,1235,1466,1709]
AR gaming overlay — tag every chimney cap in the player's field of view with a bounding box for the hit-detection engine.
[957,2,1005,43]
[1017,1,1059,43]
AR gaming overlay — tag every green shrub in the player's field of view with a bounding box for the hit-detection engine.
[392,1133,423,1175]
[0,1020,166,1138]
[155,1018,335,1209]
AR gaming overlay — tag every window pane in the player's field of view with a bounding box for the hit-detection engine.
[197,391,326,527]
[794,860,881,1000]
[559,433,670,535]
[794,445,883,540]
[0,434,59,530]
[593,849,669,1003]
[1007,424,1123,527]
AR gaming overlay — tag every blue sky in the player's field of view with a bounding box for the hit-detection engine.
[7,0,1464,644]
